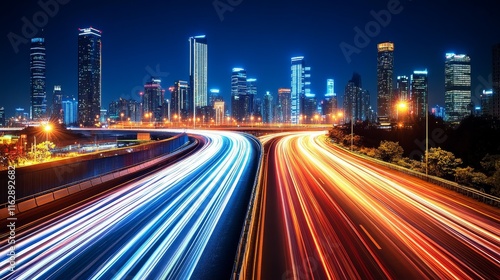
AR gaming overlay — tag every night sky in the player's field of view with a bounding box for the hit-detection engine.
[1,0,498,117]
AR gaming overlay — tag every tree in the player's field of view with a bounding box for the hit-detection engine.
[455,166,488,190]
[426,147,462,178]
[328,128,345,143]
[375,141,404,163]
[28,141,55,162]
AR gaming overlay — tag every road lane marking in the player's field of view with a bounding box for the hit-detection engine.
[319,178,325,185]
[360,224,382,250]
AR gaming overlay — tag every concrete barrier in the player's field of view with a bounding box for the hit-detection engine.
[101,174,114,183]
[18,199,37,212]
[53,188,69,200]
[91,178,102,186]
[79,181,92,190]
[35,193,55,206]
[112,171,122,179]
[67,184,81,194]
[119,170,129,177]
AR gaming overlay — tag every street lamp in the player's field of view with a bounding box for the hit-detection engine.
[120,112,125,128]
[351,116,354,151]
[43,123,52,142]
[396,101,408,124]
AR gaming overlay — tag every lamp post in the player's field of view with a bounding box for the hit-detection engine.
[120,112,124,128]
[426,103,429,175]
[351,116,354,151]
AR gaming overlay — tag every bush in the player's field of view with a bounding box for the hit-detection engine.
[375,141,404,163]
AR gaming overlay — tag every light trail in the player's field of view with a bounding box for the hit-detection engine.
[246,131,500,279]
[1,131,258,280]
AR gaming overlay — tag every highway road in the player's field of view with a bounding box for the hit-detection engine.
[243,131,500,279]
[0,130,260,279]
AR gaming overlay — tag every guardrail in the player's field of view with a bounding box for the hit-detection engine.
[0,136,196,219]
[0,133,189,206]
[231,134,264,280]
[323,137,500,208]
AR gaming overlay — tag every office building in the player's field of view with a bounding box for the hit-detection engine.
[30,37,46,120]
[377,42,394,119]
[481,89,494,116]
[171,80,190,120]
[77,27,102,127]
[444,53,471,123]
[344,72,368,122]
[62,97,78,126]
[189,35,208,115]
[291,56,311,124]
[214,101,225,125]
[493,44,500,117]
[278,88,291,123]
[52,85,63,121]
[410,70,428,119]
[143,77,164,122]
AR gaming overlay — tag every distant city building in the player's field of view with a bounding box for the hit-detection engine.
[323,79,338,121]
[30,37,46,120]
[51,85,63,122]
[493,44,500,118]
[209,89,222,106]
[344,73,368,122]
[214,101,225,125]
[143,77,164,122]
[410,70,428,119]
[278,88,291,123]
[303,93,317,123]
[263,91,273,123]
[291,56,311,124]
[247,78,257,95]
[431,105,446,119]
[77,27,102,127]
[231,68,253,122]
[62,97,78,126]
[0,107,4,127]
[189,35,208,115]
[377,42,394,120]
[445,53,471,123]
[480,89,494,116]
[171,80,190,120]
[108,98,141,123]
[396,75,409,101]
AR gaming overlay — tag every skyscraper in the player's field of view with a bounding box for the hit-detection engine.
[214,101,225,125]
[410,70,428,119]
[323,79,337,120]
[481,89,494,116]
[51,85,63,121]
[143,77,164,122]
[170,80,190,120]
[445,53,471,123]
[492,44,500,118]
[344,73,367,122]
[189,35,208,116]
[377,42,394,119]
[278,88,291,123]
[62,97,78,126]
[30,37,46,120]
[396,76,409,101]
[231,68,253,122]
[263,91,273,123]
[77,27,102,127]
[291,56,310,124]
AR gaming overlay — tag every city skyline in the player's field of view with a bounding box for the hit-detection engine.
[1,0,499,118]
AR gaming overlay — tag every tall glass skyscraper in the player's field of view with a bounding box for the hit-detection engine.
[189,35,208,115]
[30,37,46,120]
[52,85,63,121]
[291,56,310,124]
[410,70,428,119]
[377,42,394,120]
[143,77,164,122]
[170,80,190,120]
[493,44,500,118]
[231,68,252,122]
[445,53,471,123]
[77,27,102,127]
[278,88,291,123]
